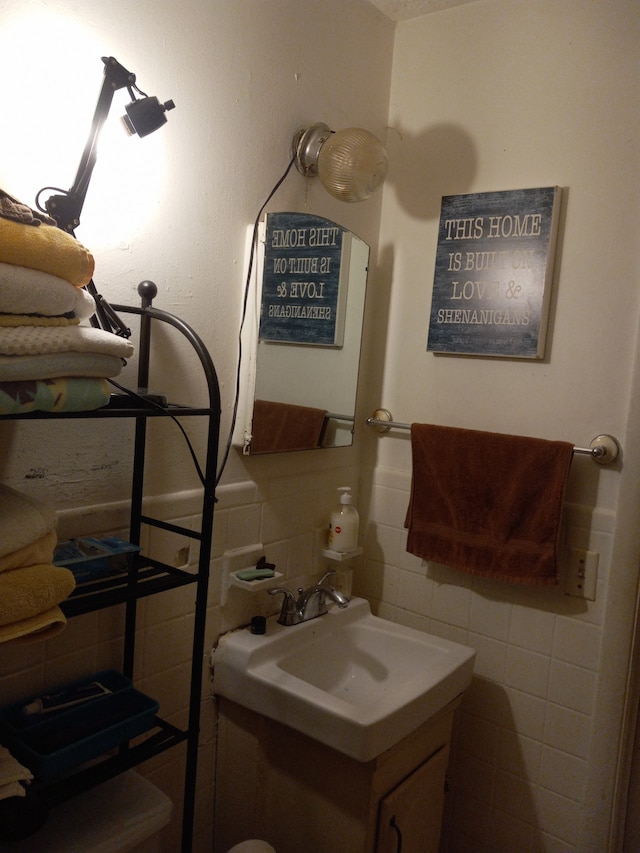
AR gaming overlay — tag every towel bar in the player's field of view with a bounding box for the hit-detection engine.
[325,412,355,423]
[366,409,621,465]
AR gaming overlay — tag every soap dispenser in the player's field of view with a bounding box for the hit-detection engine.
[328,487,359,553]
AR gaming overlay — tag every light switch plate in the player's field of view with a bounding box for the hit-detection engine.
[565,547,599,600]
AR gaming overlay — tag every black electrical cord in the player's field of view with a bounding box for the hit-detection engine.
[107,377,207,488]
[214,154,296,486]
[105,155,296,492]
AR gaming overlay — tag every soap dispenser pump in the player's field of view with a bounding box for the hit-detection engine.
[328,487,359,553]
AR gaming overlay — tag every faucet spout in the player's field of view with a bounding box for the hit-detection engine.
[322,585,350,609]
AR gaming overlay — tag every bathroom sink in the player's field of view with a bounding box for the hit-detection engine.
[212,597,475,762]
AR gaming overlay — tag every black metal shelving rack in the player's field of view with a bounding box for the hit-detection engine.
[1,284,221,853]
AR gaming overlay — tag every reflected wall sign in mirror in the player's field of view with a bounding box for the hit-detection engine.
[238,212,369,454]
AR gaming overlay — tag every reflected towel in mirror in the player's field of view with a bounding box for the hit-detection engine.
[250,399,328,454]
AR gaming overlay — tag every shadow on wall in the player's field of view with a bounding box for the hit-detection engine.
[386,122,478,219]
[443,675,538,851]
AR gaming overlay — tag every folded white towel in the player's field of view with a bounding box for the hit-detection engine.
[0,351,124,382]
[0,325,134,359]
[0,262,96,319]
[0,484,57,558]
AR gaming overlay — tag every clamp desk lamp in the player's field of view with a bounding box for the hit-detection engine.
[35,55,175,337]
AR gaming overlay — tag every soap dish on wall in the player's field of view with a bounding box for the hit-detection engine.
[229,570,283,593]
[321,547,363,562]
[221,544,282,605]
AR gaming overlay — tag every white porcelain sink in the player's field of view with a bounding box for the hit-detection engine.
[212,597,475,762]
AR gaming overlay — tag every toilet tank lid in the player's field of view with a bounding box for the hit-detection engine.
[1,771,172,853]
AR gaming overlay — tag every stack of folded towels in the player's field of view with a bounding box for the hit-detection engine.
[0,484,76,643]
[0,188,134,415]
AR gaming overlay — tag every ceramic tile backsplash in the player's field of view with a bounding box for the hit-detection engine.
[354,466,612,853]
[0,458,613,853]
[0,464,358,853]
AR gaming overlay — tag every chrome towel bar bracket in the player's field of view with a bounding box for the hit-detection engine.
[366,409,621,465]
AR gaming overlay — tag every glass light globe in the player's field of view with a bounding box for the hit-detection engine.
[317,127,388,203]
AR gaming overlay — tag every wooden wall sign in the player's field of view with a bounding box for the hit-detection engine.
[427,187,562,358]
[259,212,348,347]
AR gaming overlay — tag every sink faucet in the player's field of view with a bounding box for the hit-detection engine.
[269,571,350,626]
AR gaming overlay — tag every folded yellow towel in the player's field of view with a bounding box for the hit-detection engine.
[0,217,94,287]
[0,606,67,644]
[0,485,57,559]
[0,564,75,626]
[0,530,57,574]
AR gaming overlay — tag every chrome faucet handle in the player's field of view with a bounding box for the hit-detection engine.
[268,587,299,626]
[268,587,295,606]
[318,570,336,586]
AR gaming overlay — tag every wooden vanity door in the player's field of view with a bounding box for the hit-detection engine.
[375,745,449,853]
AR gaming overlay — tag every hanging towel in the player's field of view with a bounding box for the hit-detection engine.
[405,424,574,585]
[250,399,328,453]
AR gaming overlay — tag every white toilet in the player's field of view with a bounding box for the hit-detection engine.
[0,771,172,853]
[227,842,276,853]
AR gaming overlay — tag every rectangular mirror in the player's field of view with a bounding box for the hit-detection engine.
[236,212,369,454]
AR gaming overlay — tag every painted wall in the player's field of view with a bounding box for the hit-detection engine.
[0,1,393,850]
[356,1,640,850]
[1,1,639,852]
[0,0,392,504]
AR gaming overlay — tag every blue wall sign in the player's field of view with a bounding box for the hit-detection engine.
[260,212,347,346]
[427,187,562,358]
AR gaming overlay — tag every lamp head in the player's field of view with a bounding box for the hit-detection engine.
[292,122,388,203]
[122,96,176,138]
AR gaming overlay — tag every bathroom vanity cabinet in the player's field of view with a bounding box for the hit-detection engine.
[0,287,221,853]
[214,695,461,853]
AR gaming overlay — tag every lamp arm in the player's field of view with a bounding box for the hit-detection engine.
[42,57,137,234]
[35,56,172,337]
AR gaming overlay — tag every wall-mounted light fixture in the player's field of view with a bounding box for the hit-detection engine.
[292,122,388,203]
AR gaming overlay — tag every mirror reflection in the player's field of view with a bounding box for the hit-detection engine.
[246,212,369,454]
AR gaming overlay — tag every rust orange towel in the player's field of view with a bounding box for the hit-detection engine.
[405,424,574,585]
[250,399,327,453]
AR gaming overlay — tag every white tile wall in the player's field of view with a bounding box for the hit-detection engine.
[0,458,615,852]
[356,465,614,853]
